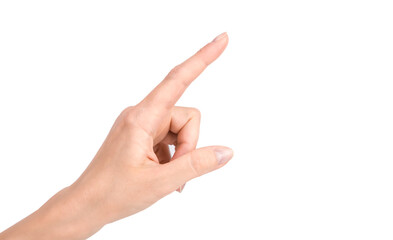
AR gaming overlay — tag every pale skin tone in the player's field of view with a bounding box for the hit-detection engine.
[0,32,233,240]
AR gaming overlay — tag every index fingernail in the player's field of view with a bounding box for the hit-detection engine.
[212,32,227,42]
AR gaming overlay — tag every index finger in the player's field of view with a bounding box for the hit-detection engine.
[139,32,229,110]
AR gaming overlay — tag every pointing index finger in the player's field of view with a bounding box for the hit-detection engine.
[139,32,229,109]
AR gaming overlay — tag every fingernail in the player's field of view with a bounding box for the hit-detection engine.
[214,147,233,165]
[212,32,227,42]
[179,183,186,193]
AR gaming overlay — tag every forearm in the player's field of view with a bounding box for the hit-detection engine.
[0,186,104,240]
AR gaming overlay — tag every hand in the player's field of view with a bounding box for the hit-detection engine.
[0,32,233,240]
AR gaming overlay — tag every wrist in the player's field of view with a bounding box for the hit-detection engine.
[0,185,105,240]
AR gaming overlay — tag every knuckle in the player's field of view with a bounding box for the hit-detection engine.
[197,58,208,69]
[168,64,182,78]
[189,107,201,119]
[120,106,138,126]
[119,105,154,136]
[167,64,192,87]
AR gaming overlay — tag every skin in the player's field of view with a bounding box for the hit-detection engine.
[0,32,233,240]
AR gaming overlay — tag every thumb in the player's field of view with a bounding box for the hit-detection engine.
[159,146,233,192]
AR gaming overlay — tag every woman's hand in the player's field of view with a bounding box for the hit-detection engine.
[0,32,232,240]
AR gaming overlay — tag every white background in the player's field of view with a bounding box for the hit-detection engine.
[1,1,392,239]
